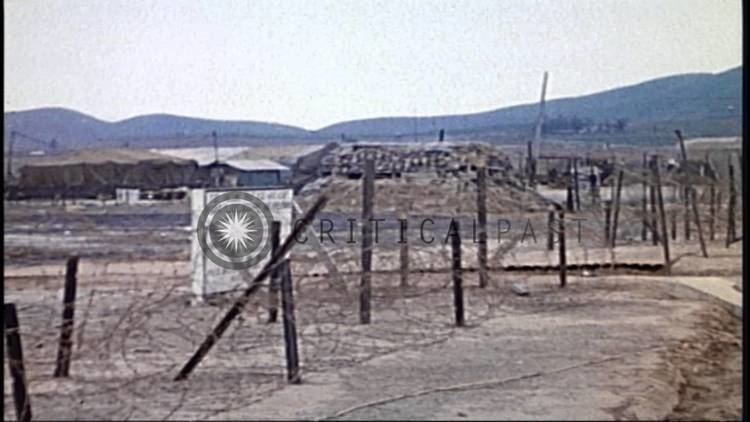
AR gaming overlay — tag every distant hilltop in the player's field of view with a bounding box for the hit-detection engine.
[4,66,741,151]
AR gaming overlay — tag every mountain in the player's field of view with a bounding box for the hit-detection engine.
[4,109,312,151]
[316,66,742,137]
[4,66,741,151]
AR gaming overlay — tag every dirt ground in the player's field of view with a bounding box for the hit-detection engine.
[3,199,742,420]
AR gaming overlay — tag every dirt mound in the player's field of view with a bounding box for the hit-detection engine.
[297,175,550,215]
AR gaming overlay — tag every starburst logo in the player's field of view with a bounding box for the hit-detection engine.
[217,210,258,251]
[196,191,274,270]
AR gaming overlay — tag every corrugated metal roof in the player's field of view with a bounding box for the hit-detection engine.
[151,147,249,166]
[222,159,289,171]
[684,137,742,150]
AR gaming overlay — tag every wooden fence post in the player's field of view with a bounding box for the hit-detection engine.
[573,158,580,211]
[683,186,691,241]
[450,219,465,327]
[566,158,574,212]
[558,209,567,288]
[399,214,409,288]
[603,200,612,246]
[476,166,488,288]
[726,155,737,247]
[650,183,659,245]
[267,222,281,323]
[610,170,624,248]
[280,260,301,384]
[360,155,375,324]
[690,187,708,258]
[641,152,648,241]
[5,303,32,422]
[54,256,79,378]
[709,183,716,241]
[547,209,555,251]
[652,157,671,274]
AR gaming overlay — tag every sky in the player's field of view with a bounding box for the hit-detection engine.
[4,0,742,130]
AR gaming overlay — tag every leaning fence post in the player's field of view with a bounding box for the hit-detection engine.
[54,256,79,378]
[399,214,409,288]
[449,219,465,327]
[5,303,32,422]
[476,166,488,288]
[267,222,281,323]
[360,155,375,324]
[690,187,708,258]
[280,260,301,384]
[558,208,567,288]
[652,157,671,274]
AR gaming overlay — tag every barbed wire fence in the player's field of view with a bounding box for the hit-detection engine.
[4,146,741,420]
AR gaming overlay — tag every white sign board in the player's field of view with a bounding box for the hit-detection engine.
[190,187,293,299]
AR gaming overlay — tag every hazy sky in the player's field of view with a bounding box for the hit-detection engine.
[4,0,742,130]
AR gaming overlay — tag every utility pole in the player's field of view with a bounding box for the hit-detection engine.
[212,131,219,163]
[528,71,548,188]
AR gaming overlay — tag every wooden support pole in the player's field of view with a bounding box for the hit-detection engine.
[726,156,737,247]
[573,158,580,211]
[54,256,79,378]
[450,219,465,327]
[641,152,648,241]
[671,208,677,241]
[610,170,624,248]
[589,159,598,205]
[360,155,375,324]
[267,222,281,323]
[650,183,659,245]
[558,209,567,288]
[566,159,574,212]
[280,260,300,384]
[604,200,612,246]
[5,303,32,422]
[684,186,691,240]
[547,210,555,251]
[174,195,328,381]
[709,183,716,241]
[690,187,708,258]
[566,185,574,212]
[476,167,488,288]
[652,157,671,274]
[399,214,409,288]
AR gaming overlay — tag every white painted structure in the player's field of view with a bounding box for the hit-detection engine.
[115,188,141,205]
[190,187,294,299]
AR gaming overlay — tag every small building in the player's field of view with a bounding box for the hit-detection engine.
[201,159,291,188]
